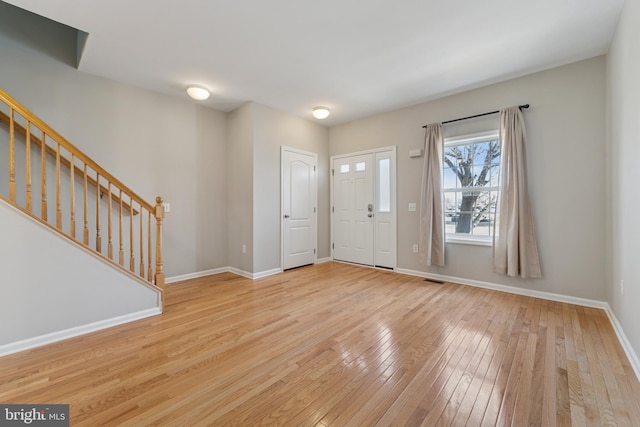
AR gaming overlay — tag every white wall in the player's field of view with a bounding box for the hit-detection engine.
[607,0,640,358]
[0,199,160,349]
[0,3,228,277]
[253,103,330,273]
[330,57,607,301]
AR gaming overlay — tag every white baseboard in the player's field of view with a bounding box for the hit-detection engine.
[603,304,640,381]
[166,267,229,284]
[0,307,162,358]
[226,267,282,280]
[167,267,254,282]
[167,266,284,282]
[168,258,332,283]
[253,268,282,279]
[395,268,607,309]
[225,267,253,279]
[396,267,640,382]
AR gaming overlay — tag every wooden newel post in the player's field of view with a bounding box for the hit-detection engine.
[154,196,165,289]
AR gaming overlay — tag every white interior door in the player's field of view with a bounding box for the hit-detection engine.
[332,148,396,269]
[282,148,317,270]
[333,154,375,265]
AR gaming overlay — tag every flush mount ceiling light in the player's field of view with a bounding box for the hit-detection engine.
[312,106,330,119]
[186,85,210,101]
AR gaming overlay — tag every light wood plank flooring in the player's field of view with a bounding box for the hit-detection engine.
[1,262,639,426]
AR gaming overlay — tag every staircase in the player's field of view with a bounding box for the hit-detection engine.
[0,88,165,352]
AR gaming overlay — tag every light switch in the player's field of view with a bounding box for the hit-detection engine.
[163,202,171,213]
[408,203,416,212]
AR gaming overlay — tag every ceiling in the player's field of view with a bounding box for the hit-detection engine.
[3,0,624,126]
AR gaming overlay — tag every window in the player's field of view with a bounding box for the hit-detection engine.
[378,158,390,213]
[443,131,500,245]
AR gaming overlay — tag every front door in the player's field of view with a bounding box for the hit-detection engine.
[282,148,317,270]
[333,153,375,266]
[332,148,396,269]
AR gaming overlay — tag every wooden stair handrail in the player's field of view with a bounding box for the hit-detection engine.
[0,110,139,215]
[0,89,154,213]
[0,87,164,291]
[0,193,163,295]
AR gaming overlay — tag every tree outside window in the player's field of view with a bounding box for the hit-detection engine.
[443,132,500,242]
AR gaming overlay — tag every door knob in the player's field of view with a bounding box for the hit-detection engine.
[368,213,373,218]
[284,214,290,218]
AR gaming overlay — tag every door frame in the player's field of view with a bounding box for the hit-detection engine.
[280,146,318,270]
[330,145,397,269]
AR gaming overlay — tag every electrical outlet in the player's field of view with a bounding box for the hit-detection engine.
[412,244,419,253]
[242,244,247,254]
[408,203,417,212]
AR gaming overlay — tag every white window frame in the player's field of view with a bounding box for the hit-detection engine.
[443,130,500,246]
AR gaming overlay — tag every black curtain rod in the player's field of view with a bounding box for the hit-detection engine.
[421,104,529,128]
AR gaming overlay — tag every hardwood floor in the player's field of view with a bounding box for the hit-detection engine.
[1,262,639,426]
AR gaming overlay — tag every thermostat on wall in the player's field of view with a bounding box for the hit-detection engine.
[409,149,423,158]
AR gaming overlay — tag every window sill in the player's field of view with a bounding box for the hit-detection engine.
[445,236,493,247]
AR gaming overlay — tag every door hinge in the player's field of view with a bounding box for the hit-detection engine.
[314,248,316,254]
[332,243,334,249]
[331,169,334,176]
[332,206,334,213]
[314,165,316,172]
[314,207,316,213]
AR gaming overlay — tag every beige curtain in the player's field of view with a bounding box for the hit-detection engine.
[419,123,445,266]
[493,107,541,278]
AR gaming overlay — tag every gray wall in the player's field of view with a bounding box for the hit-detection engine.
[226,102,330,275]
[0,3,332,280]
[607,0,640,359]
[227,103,254,273]
[253,103,330,273]
[330,57,607,301]
[0,199,160,349]
[0,5,228,277]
